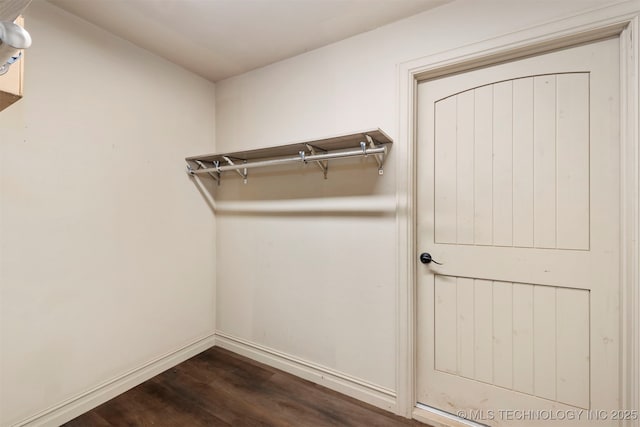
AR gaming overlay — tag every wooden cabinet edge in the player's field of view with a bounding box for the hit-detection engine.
[0,16,25,112]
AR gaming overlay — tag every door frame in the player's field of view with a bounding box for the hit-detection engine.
[395,3,640,426]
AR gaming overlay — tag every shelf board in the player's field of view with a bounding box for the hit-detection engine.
[185,128,392,164]
[185,128,393,183]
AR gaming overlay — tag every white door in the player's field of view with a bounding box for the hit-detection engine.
[416,37,620,426]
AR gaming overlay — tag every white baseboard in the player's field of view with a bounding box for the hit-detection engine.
[14,332,397,426]
[13,334,216,427]
[214,331,397,413]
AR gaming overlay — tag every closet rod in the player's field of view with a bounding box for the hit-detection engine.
[189,145,386,175]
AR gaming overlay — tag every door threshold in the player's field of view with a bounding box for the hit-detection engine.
[414,403,487,427]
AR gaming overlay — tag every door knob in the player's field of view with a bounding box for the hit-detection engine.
[419,252,442,265]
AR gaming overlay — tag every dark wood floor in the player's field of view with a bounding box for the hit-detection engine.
[64,347,426,427]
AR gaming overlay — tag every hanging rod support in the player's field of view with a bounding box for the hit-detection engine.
[366,134,386,175]
[305,144,328,179]
[223,156,248,183]
[186,161,219,182]
[195,160,220,183]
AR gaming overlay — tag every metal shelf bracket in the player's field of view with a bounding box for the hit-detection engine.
[305,144,328,179]
[187,160,221,184]
[223,156,248,184]
[365,134,387,175]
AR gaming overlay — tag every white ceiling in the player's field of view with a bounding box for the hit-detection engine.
[2,0,32,21]
[47,0,449,82]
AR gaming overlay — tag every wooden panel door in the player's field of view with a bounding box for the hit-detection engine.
[416,37,620,426]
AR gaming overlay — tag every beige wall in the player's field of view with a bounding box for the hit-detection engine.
[0,0,632,424]
[214,0,629,398]
[0,2,216,425]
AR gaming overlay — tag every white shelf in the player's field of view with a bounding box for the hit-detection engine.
[185,128,392,184]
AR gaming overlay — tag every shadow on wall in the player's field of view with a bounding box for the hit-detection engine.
[189,152,397,217]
